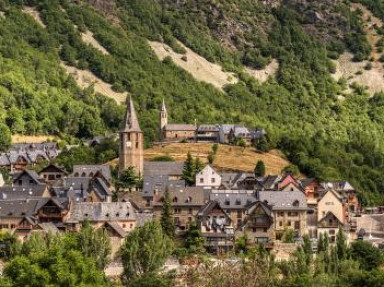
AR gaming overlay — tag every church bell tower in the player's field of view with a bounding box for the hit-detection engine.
[119,96,144,176]
[160,98,168,140]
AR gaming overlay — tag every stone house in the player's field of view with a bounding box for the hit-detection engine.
[152,187,209,231]
[317,189,345,242]
[239,201,274,247]
[258,191,308,238]
[197,200,234,253]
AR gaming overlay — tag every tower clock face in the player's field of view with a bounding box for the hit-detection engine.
[126,141,132,148]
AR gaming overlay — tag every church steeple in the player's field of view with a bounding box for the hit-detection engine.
[119,96,143,176]
[160,98,168,140]
[122,96,142,133]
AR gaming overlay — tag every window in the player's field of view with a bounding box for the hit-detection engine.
[288,212,298,217]
[211,178,216,183]
[279,221,283,227]
[122,224,126,228]
[293,200,300,207]
[174,208,181,214]
[188,208,193,214]
[225,200,230,206]
[235,199,241,206]
[18,180,22,186]
[29,179,34,184]
[287,221,291,226]
[294,221,300,230]
[278,212,284,217]
[237,211,242,218]
[172,197,178,203]
[329,230,335,235]
[237,219,242,227]
[200,178,204,183]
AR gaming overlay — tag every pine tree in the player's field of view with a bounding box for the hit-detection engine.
[184,221,205,254]
[317,232,324,253]
[161,188,175,238]
[195,157,204,174]
[336,226,347,261]
[302,234,312,266]
[254,160,266,177]
[182,152,195,186]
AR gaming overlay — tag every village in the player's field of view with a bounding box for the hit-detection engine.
[0,97,377,268]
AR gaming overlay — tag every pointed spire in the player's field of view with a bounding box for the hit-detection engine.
[161,98,167,112]
[121,96,142,132]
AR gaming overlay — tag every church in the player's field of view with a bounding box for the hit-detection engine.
[119,96,144,176]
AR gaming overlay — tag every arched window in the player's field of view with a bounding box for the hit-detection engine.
[293,200,300,207]
[81,172,86,177]
[74,172,79,177]
[172,197,178,203]
[89,172,94,177]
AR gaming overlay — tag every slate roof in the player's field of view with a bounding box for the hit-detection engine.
[220,172,253,189]
[121,96,142,133]
[153,187,210,207]
[232,126,250,137]
[144,162,184,177]
[0,185,47,200]
[258,191,308,211]
[136,212,153,227]
[299,178,316,189]
[197,200,231,220]
[104,221,127,237]
[259,175,281,190]
[0,154,10,166]
[39,164,68,175]
[197,125,220,132]
[142,174,185,198]
[72,165,112,181]
[66,202,136,223]
[321,181,355,191]
[13,170,45,185]
[209,190,257,209]
[220,124,235,135]
[37,222,60,234]
[0,199,42,217]
[164,124,196,131]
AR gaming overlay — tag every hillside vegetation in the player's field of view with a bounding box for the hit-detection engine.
[0,0,384,204]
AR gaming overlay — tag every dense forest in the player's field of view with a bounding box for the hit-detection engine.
[0,0,383,204]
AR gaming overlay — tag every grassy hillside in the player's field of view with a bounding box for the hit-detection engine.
[0,0,384,204]
[144,143,290,175]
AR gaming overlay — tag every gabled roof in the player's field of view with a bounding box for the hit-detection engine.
[197,200,231,221]
[66,202,136,223]
[121,96,142,133]
[245,200,273,218]
[318,211,344,227]
[0,185,47,200]
[39,164,68,175]
[103,221,127,238]
[197,125,220,132]
[258,191,308,211]
[72,165,112,181]
[13,170,45,185]
[209,190,257,209]
[153,187,209,207]
[260,175,281,190]
[0,199,43,217]
[0,154,10,166]
[164,124,196,131]
[144,162,184,176]
[321,181,355,191]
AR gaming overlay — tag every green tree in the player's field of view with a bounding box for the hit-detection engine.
[182,152,196,186]
[76,221,111,269]
[128,272,172,287]
[121,221,173,280]
[0,231,19,260]
[117,167,139,191]
[212,143,219,155]
[152,155,175,162]
[336,227,347,261]
[254,160,266,177]
[238,138,247,151]
[350,240,384,270]
[207,152,215,165]
[184,221,205,254]
[0,123,11,152]
[255,136,269,152]
[302,234,312,266]
[161,188,175,238]
[195,157,204,175]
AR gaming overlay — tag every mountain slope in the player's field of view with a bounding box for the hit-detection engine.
[0,0,384,204]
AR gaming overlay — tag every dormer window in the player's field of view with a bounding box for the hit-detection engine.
[235,199,241,205]
[225,200,230,206]
[172,197,178,203]
[116,213,119,217]
[293,200,299,207]
[186,196,192,203]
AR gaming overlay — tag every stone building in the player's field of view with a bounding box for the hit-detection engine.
[119,96,144,176]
